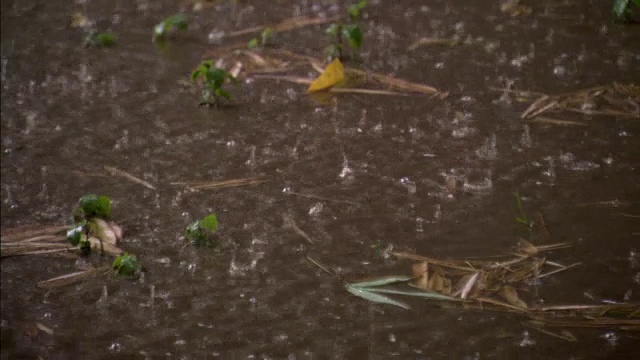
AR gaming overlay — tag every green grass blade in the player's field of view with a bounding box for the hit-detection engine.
[367,287,461,301]
[350,275,412,288]
[346,284,410,310]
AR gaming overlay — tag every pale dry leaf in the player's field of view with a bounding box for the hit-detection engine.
[441,276,453,295]
[518,239,539,255]
[501,285,528,309]
[429,272,444,292]
[413,274,429,290]
[412,261,428,277]
[94,219,117,245]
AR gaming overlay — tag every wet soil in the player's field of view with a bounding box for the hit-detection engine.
[2,0,639,358]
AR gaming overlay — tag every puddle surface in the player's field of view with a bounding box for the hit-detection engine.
[2,0,639,358]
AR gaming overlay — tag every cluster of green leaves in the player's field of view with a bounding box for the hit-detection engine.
[326,0,367,59]
[248,28,274,49]
[67,194,113,252]
[153,14,189,42]
[112,252,139,276]
[613,0,640,20]
[190,61,239,106]
[185,214,220,247]
[83,31,116,48]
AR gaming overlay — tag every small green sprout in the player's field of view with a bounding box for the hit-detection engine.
[348,0,368,21]
[153,14,188,42]
[325,1,367,59]
[190,61,239,107]
[514,191,533,229]
[66,223,85,247]
[248,27,274,49]
[83,31,116,48]
[75,194,112,220]
[113,252,139,276]
[185,214,220,247]
[68,194,112,255]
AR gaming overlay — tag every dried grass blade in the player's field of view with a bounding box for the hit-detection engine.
[306,256,333,276]
[1,225,68,243]
[283,213,314,244]
[526,322,577,341]
[476,297,528,313]
[251,74,313,85]
[285,191,360,206]
[329,88,410,96]
[104,166,156,190]
[35,322,55,335]
[538,262,581,279]
[460,272,479,299]
[522,95,550,118]
[38,266,110,289]
[528,116,587,126]
[408,37,459,51]
[392,252,477,272]
[528,99,559,118]
[535,242,572,252]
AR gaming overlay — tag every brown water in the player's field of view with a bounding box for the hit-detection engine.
[2,0,639,358]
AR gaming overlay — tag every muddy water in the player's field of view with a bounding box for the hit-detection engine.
[2,0,639,358]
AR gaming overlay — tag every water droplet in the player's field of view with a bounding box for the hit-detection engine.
[600,332,618,347]
[207,29,225,44]
[553,65,566,76]
[399,177,416,194]
[309,202,324,216]
[108,342,123,352]
[518,330,535,347]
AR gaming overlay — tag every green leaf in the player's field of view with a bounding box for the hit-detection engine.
[166,14,188,31]
[185,215,219,248]
[190,69,201,81]
[367,287,460,301]
[261,27,274,44]
[343,25,363,49]
[215,88,231,99]
[185,220,201,239]
[113,252,138,276]
[209,68,228,84]
[248,38,259,49]
[200,214,219,231]
[348,0,368,20]
[346,284,410,309]
[350,276,412,288]
[66,224,85,246]
[84,32,116,47]
[78,194,112,219]
[613,0,631,17]
[153,14,188,42]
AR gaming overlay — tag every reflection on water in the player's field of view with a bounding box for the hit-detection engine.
[2,0,639,358]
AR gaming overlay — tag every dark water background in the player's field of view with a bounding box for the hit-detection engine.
[2,0,639,358]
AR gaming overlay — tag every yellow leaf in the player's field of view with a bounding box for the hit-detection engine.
[307,58,344,93]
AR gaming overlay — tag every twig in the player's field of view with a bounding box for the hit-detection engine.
[306,256,334,276]
[104,166,156,190]
[282,214,314,244]
[285,190,360,206]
